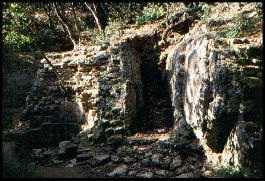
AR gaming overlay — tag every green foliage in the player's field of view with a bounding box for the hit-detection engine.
[103,2,145,23]
[2,2,262,49]
[81,28,104,45]
[2,157,38,178]
[222,10,262,39]
[135,3,166,26]
[79,22,91,31]
[222,25,240,38]
[237,12,262,35]
[2,3,34,50]
[213,166,243,178]
[182,3,211,24]
[104,20,123,41]
[253,2,262,14]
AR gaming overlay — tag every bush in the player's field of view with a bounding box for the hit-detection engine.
[2,3,35,51]
[237,12,263,36]
[213,166,243,178]
[135,3,167,26]
[222,25,240,38]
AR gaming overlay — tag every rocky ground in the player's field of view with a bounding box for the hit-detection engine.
[27,122,211,178]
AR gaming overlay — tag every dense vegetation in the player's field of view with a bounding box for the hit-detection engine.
[2,2,262,51]
[2,2,262,50]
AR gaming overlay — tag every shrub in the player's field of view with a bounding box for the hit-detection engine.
[213,166,243,178]
[135,3,166,26]
[2,3,34,51]
[222,25,240,38]
[104,20,123,41]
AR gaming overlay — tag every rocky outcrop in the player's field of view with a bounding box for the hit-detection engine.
[166,24,262,176]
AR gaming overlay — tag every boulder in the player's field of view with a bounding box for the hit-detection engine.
[123,156,134,164]
[170,155,183,170]
[92,154,110,166]
[155,170,168,177]
[142,158,151,167]
[58,141,78,160]
[161,157,172,169]
[129,137,158,145]
[76,153,93,162]
[111,155,123,163]
[137,172,154,178]
[107,165,128,177]
[77,147,91,154]
[43,149,55,158]
[174,169,202,178]
[151,154,161,167]
[107,135,124,147]
[127,170,137,177]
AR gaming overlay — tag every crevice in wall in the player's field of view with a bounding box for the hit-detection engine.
[121,35,174,133]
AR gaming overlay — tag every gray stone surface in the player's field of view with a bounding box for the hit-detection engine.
[137,172,154,178]
[92,154,111,166]
[107,165,128,177]
[151,154,161,166]
[76,153,93,162]
[142,158,151,167]
[170,156,182,170]
[155,170,167,177]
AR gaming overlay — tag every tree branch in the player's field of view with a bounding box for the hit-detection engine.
[38,50,67,94]
[52,2,78,50]
[71,2,80,46]
[84,2,103,34]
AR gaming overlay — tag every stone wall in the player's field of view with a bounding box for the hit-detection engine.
[4,44,127,145]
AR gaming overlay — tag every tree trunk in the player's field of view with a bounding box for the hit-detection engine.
[52,2,78,50]
[43,3,54,29]
[84,2,104,35]
[71,3,80,47]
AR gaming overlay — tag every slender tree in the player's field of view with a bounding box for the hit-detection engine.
[71,2,80,47]
[42,3,55,29]
[52,2,79,50]
[84,2,103,32]
[84,2,107,37]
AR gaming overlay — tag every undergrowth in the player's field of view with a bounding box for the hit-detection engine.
[213,166,243,178]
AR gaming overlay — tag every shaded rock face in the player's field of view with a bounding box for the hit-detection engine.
[166,27,240,153]
[221,121,263,177]
[221,44,263,177]
[120,35,174,131]
[166,25,262,175]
